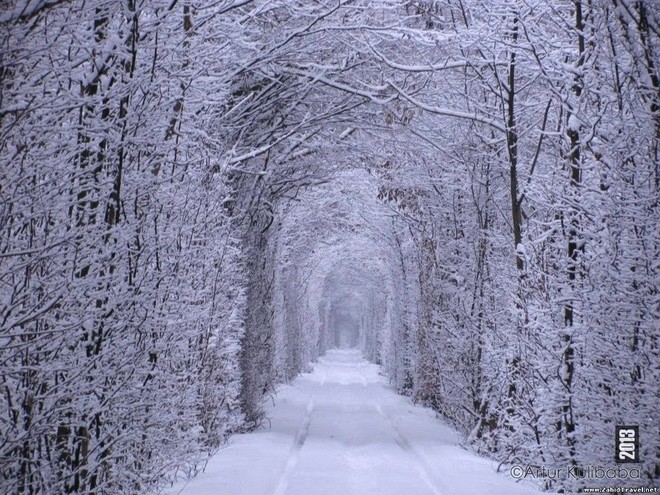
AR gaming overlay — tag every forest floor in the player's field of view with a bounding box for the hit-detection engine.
[165,350,547,495]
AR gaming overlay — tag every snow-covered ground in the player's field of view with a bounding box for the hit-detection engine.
[166,350,547,495]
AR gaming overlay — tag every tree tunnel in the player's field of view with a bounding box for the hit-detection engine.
[270,169,411,384]
[2,1,657,493]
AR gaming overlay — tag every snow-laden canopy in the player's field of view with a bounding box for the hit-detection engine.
[1,1,657,494]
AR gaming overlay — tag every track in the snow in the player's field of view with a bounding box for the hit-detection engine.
[272,397,314,495]
[166,350,546,495]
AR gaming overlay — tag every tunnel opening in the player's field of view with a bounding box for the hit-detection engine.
[271,168,413,382]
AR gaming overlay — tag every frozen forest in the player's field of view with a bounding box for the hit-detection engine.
[0,0,658,494]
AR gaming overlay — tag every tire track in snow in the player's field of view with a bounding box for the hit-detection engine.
[364,369,445,495]
[272,397,315,495]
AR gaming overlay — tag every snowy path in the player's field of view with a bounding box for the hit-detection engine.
[166,350,544,495]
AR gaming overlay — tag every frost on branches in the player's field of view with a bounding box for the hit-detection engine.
[1,1,657,494]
